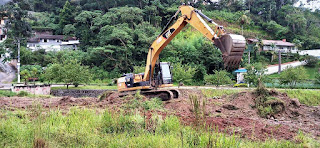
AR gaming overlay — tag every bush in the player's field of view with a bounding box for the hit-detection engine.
[172,63,196,85]
[305,56,319,68]
[17,91,29,97]
[233,83,248,87]
[204,70,233,86]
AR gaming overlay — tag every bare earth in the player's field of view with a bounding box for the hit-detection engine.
[0,89,319,141]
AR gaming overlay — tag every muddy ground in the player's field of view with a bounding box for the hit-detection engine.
[0,89,319,141]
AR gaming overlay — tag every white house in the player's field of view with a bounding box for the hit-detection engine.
[27,35,80,52]
[247,39,297,53]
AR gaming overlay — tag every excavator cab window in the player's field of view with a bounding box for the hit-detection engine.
[160,62,172,84]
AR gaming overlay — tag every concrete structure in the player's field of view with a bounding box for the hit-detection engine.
[234,68,247,84]
[12,85,51,95]
[27,29,79,51]
[247,39,297,53]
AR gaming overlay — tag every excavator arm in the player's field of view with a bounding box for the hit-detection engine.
[143,5,246,81]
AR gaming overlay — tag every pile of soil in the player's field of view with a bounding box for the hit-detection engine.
[0,89,319,141]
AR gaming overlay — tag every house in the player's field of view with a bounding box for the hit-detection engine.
[27,29,79,52]
[247,39,298,53]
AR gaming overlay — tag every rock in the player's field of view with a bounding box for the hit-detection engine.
[216,109,221,113]
[222,104,239,110]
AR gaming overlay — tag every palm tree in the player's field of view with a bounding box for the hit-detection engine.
[239,14,250,35]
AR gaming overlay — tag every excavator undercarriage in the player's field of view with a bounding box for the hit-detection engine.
[116,4,246,101]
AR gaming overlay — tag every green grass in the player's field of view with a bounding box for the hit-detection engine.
[268,66,318,80]
[51,85,117,90]
[201,89,244,98]
[0,108,319,147]
[0,90,17,97]
[279,89,320,106]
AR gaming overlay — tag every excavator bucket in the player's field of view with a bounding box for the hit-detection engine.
[214,34,246,69]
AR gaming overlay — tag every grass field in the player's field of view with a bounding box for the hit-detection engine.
[0,108,319,148]
[279,89,320,106]
[268,66,318,80]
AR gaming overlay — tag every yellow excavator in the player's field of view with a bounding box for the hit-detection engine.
[117,5,246,100]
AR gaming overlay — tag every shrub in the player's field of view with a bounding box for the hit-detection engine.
[305,55,319,67]
[17,91,29,97]
[204,70,233,86]
[172,63,196,85]
[233,83,248,87]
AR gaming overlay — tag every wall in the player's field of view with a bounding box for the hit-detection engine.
[13,85,51,95]
[265,61,307,75]
[50,89,110,98]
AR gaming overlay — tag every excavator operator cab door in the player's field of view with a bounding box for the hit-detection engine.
[160,62,172,84]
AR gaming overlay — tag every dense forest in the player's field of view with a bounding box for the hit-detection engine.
[0,0,320,84]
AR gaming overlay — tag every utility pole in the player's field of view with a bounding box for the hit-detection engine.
[248,50,250,64]
[278,50,281,74]
[17,39,20,83]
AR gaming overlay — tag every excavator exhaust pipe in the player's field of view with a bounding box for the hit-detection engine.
[214,34,246,69]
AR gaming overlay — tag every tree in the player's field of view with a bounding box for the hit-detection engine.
[44,59,92,88]
[172,62,196,86]
[59,1,74,34]
[270,43,276,62]
[20,69,30,85]
[5,3,32,83]
[244,63,267,86]
[239,13,250,35]
[204,70,233,86]
[279,66,308,88]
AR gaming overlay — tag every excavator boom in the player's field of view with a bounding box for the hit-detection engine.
[143,5,246,81]
[116,5,246,100]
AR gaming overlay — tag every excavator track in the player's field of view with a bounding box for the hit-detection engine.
[119,89,180,101]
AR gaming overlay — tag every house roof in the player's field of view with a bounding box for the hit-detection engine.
[262,40,295,47]
[28,35,77,43]
[247,38,295,47]
[234,69,247,73]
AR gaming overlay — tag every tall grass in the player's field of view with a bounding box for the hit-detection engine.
[0,108,319,147]
[0,90,16,97]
